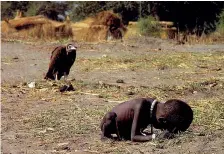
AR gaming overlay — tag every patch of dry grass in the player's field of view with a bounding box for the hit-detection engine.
[4,76,222,135]
[2,75,224,153]
[124,22,139,39]
[29,105,105,139]
[77,51,224,72]
[2,47,224,153]
[190,99,224,131]
[178,32,224,45]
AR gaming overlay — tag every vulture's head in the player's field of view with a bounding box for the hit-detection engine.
[66,43,77,54]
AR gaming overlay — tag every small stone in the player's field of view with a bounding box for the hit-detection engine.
[28,82,35,88]
[71,78,76,81]
[67,84,75,91]
[13,56,19,60]
[193,91,197,94]
[22,82,27,86]
[47,127,55,131]
[98,95,104,98]
[39,88,48,92]
[102,54,107,58]
[51,83,57,87]
[116,79,124,83]
[56,142,70,151]
[99,81,104,86]
[198,133,205,136]
[127,91,135,95]
[59,85,68,92]
[213,68,221,71]
[39,129,47,134]
[209,83,218,87]
[59,84,75,92]
[19,90,26,94]
[156,144,164,149]
[12,85,17,88]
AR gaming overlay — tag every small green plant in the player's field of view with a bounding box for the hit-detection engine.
[137,16,161,37]
[216,9,224,35]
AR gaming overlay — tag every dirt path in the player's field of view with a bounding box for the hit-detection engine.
[2,38,224,84]
[1,37,224,153]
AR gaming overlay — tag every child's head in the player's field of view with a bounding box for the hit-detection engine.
[155,99,193,133]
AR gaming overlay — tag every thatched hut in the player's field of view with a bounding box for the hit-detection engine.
[72,11,127,42]
[1,15,73,40]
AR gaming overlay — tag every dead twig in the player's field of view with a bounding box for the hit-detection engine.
[105,100,124,103]
[78,92,100,96]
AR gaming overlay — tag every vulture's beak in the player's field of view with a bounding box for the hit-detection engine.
[70,46,77,50]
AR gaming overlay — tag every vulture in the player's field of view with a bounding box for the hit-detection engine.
[44,43,77,80]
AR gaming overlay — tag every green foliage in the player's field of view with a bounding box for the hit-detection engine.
[1,2,11,19]
[107,1,140,25]
[70,1,107,21]
[1,1,70,21]
[1,1,224,35]
[216,9,224,35]
[137,16,161,37]
[1,1,30,19]
[36,1,70,21]
[25,2,43,17]
[70,1,140,23]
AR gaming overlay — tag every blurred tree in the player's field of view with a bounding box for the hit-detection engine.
[70,1,140,24]
[70,1,107,21]
[36,1,70,21]
[70,1,224,34]
[1,1,224,35]
[106,1,139,25]
[149,1,224,35]
[1,1,30,19]
[1,1,71,22]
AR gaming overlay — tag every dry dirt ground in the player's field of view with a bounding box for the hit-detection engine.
[1,37,224,154]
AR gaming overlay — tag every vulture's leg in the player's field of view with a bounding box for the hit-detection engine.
[64,75,68,84]
[55,74,59,81]
[64,70,70,83]
[63,72,68,82]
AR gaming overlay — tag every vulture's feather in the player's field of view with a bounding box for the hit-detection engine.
[45,43,77,80]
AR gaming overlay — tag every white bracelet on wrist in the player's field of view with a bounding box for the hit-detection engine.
[152,134,156,139]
